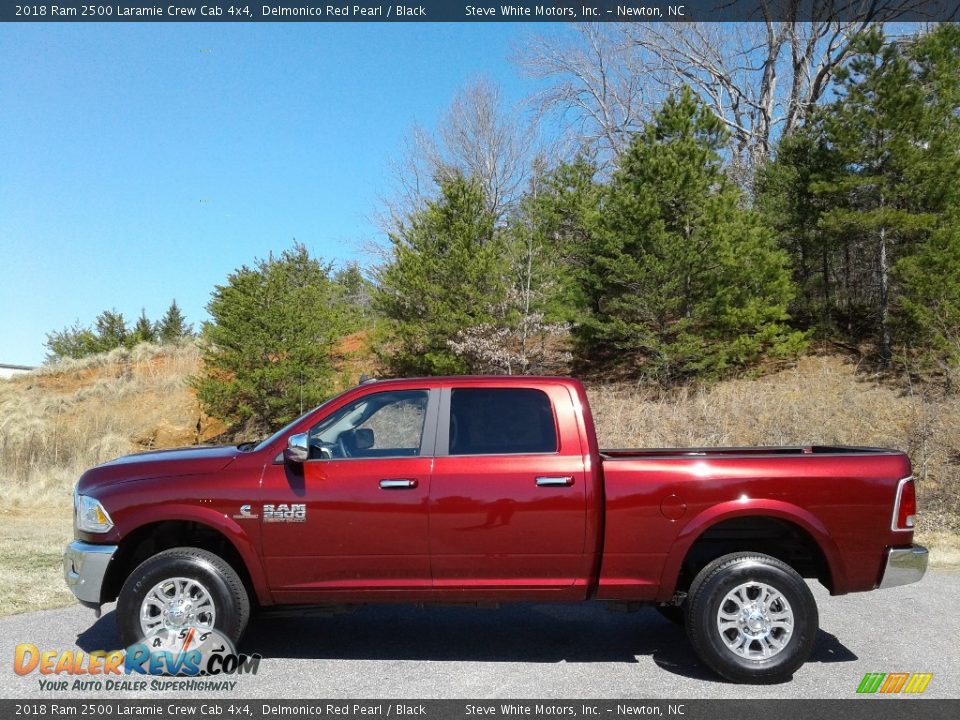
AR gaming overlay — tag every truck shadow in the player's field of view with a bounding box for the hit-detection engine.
[76,603,856,681]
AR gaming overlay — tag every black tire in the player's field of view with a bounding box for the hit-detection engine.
[685,552,818,684]
[116,547,250,649]
[656,605,686,626]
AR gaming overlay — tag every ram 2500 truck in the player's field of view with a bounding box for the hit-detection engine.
[64,376,927,683]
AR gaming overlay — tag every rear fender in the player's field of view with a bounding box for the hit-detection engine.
[656,499,845,601]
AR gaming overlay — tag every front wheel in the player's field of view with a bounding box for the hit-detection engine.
[685,552,818,684]
[116,547,250,649]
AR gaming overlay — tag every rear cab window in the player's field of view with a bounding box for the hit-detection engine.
[448,388,558,455]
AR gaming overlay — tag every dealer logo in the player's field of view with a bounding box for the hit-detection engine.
[126,626,260,677]
[856,672,933,694]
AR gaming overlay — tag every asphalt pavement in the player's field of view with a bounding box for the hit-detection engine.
[1,570,957,699]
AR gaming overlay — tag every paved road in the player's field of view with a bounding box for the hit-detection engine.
[1,571,957,700]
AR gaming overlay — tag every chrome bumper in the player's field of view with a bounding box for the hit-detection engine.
[879,544,928,589]
[64,540,117,605]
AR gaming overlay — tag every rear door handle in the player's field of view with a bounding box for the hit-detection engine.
[536,476,574,487]
[379,479,418,490]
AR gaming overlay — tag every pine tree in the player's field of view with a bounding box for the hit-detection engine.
[195,244,352,431]
[375,174,509,375]
[333,262,374,322]
[157,300,193,344]
[130,308,157,346]
[755,130,842,335]
[517,157,599,324]
[895,215,960,379]
[575,88,805,380]
[891,24,960,374]
[761,25,960,363]
[93,310,128,352]
[44,321,99,361]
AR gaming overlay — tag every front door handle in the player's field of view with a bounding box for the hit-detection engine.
[379,479,418,490]
[536,476,575,487]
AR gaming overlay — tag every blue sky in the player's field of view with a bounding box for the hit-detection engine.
[0,23,541,365]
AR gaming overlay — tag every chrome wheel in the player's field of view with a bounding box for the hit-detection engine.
[716,581,793,660]
[139,576,217,639]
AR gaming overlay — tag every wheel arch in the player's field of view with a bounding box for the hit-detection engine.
[102,508,270,607]
[657,500,844,602]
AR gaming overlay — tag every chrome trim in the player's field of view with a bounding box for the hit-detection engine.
[140,576,217,639]
[715,580,794,660]
[536,476,575,487]
[284,432,310,463]
[64,541,117,605]
[379,479,418,489]
[879,545,928,589]
[891,476,916,532]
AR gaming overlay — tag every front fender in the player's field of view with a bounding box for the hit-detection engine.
[656,499,846,601]
[114,504,272,606]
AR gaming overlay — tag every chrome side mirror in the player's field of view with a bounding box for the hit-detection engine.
[284,433,310,464]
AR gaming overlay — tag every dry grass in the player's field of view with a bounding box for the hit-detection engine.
[0,512,74,614]
[0,349,955,617]
[0,343,223,615]
[0,342,223,512]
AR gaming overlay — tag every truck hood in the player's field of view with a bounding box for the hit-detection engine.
[76,445,240,493]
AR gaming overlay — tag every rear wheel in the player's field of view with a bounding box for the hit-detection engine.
[685,552,818,684]
[116,547,250,649]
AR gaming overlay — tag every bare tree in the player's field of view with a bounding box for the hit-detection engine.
[624,4,882,177]
[517,4,922,178]
[379,78,540,230]
[519,24,649,163]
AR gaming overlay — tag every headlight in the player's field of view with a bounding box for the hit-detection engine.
[75,493,114,533]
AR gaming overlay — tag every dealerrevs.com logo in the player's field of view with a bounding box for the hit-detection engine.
[856,672,933,694]
[13,628,261,692]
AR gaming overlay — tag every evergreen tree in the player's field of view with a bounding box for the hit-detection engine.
[760,25,960,364]
[575,88,805,380]
[157,300,193,344]
[93,310,128,352]
[516,157,600,324]
[195,244,352,431]
[895,215,960,378]
[755,130,841,336]
[375,174,509,375]
[333,262,375,322]
[891,24,960,374]
[130,308,157,346]
[44,321,100,361]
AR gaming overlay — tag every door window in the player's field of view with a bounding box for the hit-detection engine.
[308,390,429,459]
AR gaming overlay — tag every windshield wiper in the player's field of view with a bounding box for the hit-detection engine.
[236,441,258,452]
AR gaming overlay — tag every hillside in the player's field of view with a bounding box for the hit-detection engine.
[0,345,957,615]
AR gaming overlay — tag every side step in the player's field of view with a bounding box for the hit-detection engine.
[256,604,359,618]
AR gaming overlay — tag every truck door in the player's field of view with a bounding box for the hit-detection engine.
[260,388,439,602]
[429,385,588,598]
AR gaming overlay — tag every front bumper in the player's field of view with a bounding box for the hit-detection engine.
[64,540,117,605]
[879,544,928,589]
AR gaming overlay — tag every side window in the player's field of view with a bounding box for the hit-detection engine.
[449,388,557,456]
[308,390,428,459]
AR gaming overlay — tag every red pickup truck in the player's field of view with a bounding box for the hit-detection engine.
[65,376,927,683]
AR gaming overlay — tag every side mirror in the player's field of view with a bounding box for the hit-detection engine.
[284,433,310,464]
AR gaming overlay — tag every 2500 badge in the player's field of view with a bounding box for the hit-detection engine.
[262,503,306,523]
